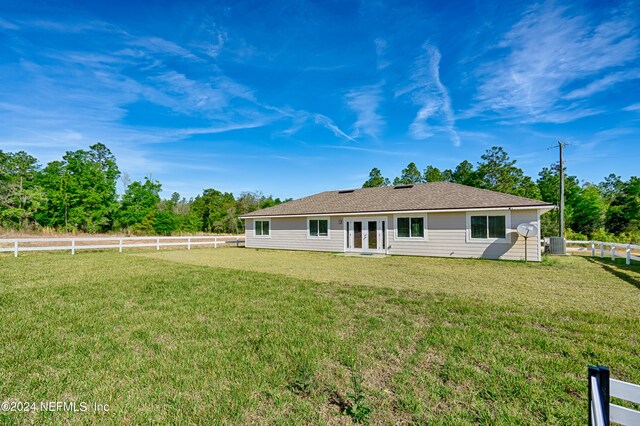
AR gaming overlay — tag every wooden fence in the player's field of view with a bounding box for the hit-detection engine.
[0,235,245,257]
[566,240,640,265]
[589,366,640,425]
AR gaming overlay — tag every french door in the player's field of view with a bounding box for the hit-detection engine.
[346,218,386,253]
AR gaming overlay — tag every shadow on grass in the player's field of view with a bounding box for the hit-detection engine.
[584,257,640,290]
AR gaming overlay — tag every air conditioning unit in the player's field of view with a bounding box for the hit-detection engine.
[549,237,566,255]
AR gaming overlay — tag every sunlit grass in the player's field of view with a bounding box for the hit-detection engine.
[0,249,638,424]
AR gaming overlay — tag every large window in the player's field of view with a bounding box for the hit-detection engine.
[309,219,329,238]
[396,217,424,238]
[470,215,506,239]
[254,220,270,237]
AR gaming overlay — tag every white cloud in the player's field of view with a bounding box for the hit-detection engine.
[564,70,640,100]
[346,84,384,139]
[473,2,640,123]
[313,114,357,143]
[401,43,460,146]
[374,38,390,70]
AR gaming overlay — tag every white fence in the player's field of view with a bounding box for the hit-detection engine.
[0,235,245,257]
[566,240,640,265]
[589,366,640,426]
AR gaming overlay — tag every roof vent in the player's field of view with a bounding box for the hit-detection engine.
[393,184,414,189]
[338,189,355,194]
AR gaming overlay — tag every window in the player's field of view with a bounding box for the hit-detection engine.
[470,215,506,239]
[396,217,424,238]
[309,219,329,238]
[254,220,270,237]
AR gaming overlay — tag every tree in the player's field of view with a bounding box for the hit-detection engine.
[606,177,640,235]
[393,162,423,185]
[191,188,236,233]
[450,160,479,186]
[423,165,452,183]
[537,164,581,237]
[475,146,538,197]
[0,151,45,229]
[362,168,390,188]
[599,174,624,203]
[118,178,162,230]
[36,143,120,232]
[571,185,606,236]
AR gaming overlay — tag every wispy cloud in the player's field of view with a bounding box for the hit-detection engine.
[346,84,384,139]
[564,70,640,100]
[313,114,357,142]
[374,38,390,70]
[399,43,460,147]
[472,2,640,123]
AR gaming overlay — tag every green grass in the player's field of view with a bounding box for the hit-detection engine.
[0,249,638,424]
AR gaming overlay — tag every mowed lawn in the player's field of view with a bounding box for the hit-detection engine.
[0,249,638,425]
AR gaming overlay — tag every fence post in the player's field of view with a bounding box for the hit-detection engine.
[214,236,218,249]
[119,238,123,253]
[611,244,616,261]
[14,240,18,257]
[156,237,160,251]
[588,366,609,426]
[600,243,604,258]
[598,366,610,422]
[627,244,632,265]
[71,239,75,255]
[187,237,191,250]
[591,242,595,257]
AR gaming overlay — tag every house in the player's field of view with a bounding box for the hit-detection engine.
[239,182,555,261]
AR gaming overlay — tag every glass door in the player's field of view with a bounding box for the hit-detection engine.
[346,218,386,253]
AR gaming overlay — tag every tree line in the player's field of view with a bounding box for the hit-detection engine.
[363,146,640,243]
[0,143,289,235]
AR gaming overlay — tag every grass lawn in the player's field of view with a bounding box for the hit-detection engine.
[1,249,639,424]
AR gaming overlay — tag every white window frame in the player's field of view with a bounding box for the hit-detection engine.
[307,217,330,239]
[254,219,271,238]
[393,214,428,241]
[465,211,511,243]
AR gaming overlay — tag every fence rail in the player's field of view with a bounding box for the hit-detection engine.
[565,240,640,265]
[589,366,640,426]
[0,235,245,257]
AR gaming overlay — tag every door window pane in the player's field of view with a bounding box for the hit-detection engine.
[410,217,424,237]
[471,216,487,239]
[488,216,506,238]
[368,221,377,249]
[354,222,362,248]
[397,217,410,238]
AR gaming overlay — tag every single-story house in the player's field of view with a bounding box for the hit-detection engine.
[239,182,555,261]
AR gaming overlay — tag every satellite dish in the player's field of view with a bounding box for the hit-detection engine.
[517,223,538,238]
[516,223,538,262]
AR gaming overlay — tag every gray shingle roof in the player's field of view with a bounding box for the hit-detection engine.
[240,182,554,218]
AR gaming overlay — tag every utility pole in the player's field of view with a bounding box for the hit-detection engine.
[549,140,570,238]
[559,141,565,239]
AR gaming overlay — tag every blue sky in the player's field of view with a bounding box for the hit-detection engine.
[0,0,639,199]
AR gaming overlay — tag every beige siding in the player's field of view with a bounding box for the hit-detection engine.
[387,210,541,261]
[244,209,543,261]
[245,217,344,252]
